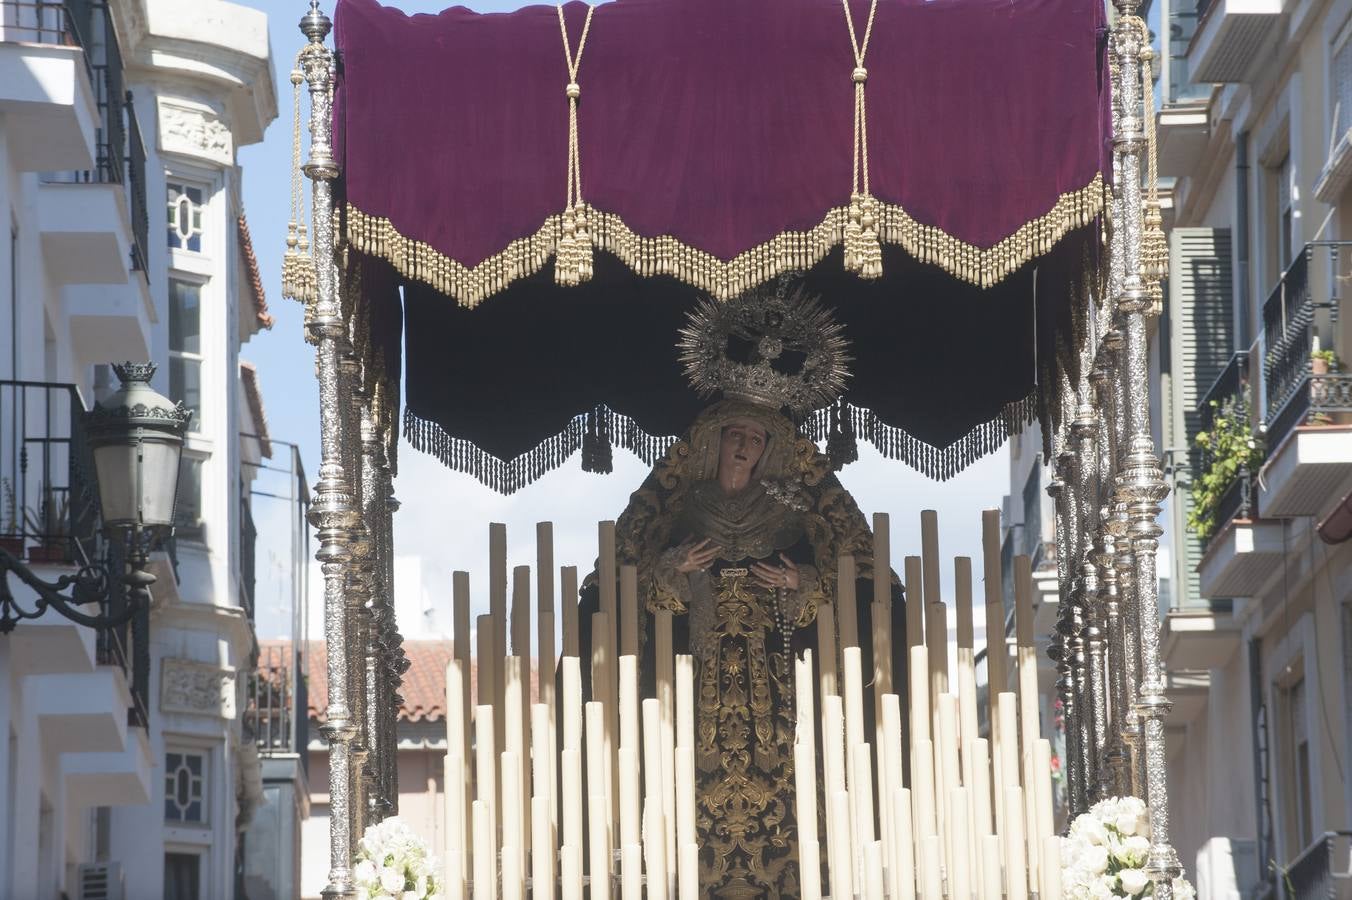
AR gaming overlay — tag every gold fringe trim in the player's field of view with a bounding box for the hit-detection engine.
[344,172,1105,306]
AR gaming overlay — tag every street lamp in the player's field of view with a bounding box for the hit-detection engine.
[0,362,190,633]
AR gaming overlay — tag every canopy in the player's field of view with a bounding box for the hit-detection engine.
[333,0,1111,491]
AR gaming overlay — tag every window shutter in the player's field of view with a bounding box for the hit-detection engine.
[1166,227,1234,605]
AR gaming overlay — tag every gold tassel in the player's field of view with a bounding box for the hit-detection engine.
[1140,40,1167,314]
[843,193,863,272]
[282,61,318,304]
[554,5,595,289]
[856,194,882,279]
[841,2,882,281]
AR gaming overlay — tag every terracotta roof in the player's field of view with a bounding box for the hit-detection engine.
[261,640,536,724]
[239,361,273,459]
[238,213,274,330]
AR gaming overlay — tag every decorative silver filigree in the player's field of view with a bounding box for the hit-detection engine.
[678,281,851,415]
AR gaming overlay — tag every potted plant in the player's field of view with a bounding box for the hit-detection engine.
[1187,398,1264,543]
[1311,348,1341,375]
[0,479,21,557]
[22,485,71,564]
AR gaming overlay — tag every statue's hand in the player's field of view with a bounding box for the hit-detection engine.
[676,538,720,574]
[751,553,800,591]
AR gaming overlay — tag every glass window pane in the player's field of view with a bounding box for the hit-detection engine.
[166,183,205,253]
[164,853,201,900]
[169,280,201,353]
[187,755,201,775]
[168,358,202,432]
[174,457,204,538]
[176,768,190,806]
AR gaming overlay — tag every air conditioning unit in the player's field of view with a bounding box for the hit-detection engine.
[78,862,124,900]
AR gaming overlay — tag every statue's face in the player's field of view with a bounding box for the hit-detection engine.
[717,420,768,494]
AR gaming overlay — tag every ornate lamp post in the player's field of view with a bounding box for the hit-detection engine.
[0,362,189,644]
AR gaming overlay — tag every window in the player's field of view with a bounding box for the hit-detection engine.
[168,278,202,431]
[166,182,204,252]
[1335,36,1352,137]
[173,455,204,540]
[1284,678,1313,853]
[1277,155,1294,269]
[164,750,206,823]
[164,852,201,900]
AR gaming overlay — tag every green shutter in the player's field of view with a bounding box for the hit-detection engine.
[1165,227,1234,607]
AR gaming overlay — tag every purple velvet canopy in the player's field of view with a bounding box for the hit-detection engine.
[332,0,1112,491]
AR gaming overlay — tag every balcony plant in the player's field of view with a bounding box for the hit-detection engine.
[1310,348,1341,375]
[1187,398,1264,543]
[0,479,21,557]
[22,485,72,564]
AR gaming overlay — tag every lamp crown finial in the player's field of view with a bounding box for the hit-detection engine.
[112,361,156,384]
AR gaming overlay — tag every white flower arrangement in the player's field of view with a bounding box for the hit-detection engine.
[1063,797,1195,900]
[353,816,442,900]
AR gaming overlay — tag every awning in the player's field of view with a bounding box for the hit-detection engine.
[332,0,1111,491]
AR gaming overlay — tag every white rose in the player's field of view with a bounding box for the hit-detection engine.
[1080,817,1111,847]
[1174,877,1196,900]
[1115,811,1141,836]
[1083,845,1110,875]
[354,860,378,885]
[403,892,421,900]
[1121,835,1150,866]
[1119,868,1150,895]
[1089,876,1115,900]
[380,866,406,894]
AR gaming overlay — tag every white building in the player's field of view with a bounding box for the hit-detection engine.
[0,2,305,898]
[1149,0,1352,896]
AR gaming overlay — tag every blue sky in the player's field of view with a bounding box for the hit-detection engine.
[235,0,1011,647]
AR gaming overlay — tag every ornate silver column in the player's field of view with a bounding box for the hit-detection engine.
[344,355,372,851]
[359,401,385,824]
[1110,1,1182,892]
[1073,390,1105,799]
[1049,442,1087,816]
[298,3,359,895]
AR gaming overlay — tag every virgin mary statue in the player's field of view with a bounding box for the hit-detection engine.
[574,284,906,899]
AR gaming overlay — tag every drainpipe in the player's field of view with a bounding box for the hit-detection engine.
[1236,133,1252,350]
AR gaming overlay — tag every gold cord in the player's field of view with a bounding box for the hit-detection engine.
[282,48,318,306]
[841,0,882,279]
[1138,20,1167,313]
[555,3,597,287]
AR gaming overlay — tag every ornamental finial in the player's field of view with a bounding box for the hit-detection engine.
[300,0,331,43]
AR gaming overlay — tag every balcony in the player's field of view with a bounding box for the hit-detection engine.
[1280,832,1352,900]
[1258,244,1352,517]
[1188,0,1283,84]
[1166,670,1211,725]
[1163,598,1241,670]
[0,0,99,171]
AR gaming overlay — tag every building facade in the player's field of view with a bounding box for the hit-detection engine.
[0,1,305,897]
[1154,0,1352,897]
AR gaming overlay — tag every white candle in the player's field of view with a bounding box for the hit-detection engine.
[644,807,669,900]
[642,699,666,861]
[501,750,524,877]
[842,646,867,760]
[955,558,979,772]
[816,602,839,698]
[561,843,582,900]
[904,556,924,650]
[1014,555,1040,895]
[1034,738,1055,848]
[562,656,582,751]
[562,748,583,855]
[969,739,993,899]
[537,521,556,695]
[881,696,905,900]
[1003,786,1028,900]
[675,654,694,750]
[920,835,943,900]
[980,834,1003,900]
[475,703,498,851]
[678,843,699,900]
[619,655,639,752]
[799,837,823,900]
[980,510,1008,697]
[864,841,885,900]
[794,653,819,852]
[472,800,494,900]
[909,646,931,747]
[852,743,877,883]
[620,844,641,900]
[501,850,522,900]
[655,610,676,871]
[532,709,554,896]
[1042,835,1063,900]
[938,694,961,877]
[588,793,611,900]
[892,788,915,900]
[830,790,855,900]
[911,738,936,891]
[445,752,465,899]
[821,695,846,880]
[949,787,971,900]
[618,747,641,848]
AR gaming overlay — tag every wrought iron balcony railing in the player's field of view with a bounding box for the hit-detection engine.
[1263,243,1352,449]
[240,489,256,623]
[0,0,89,49]
[1280,831,1352,900]
[245,645,310,773]
[1193,352,1257,547]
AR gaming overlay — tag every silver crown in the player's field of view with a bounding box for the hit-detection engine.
[678,281,851,416]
